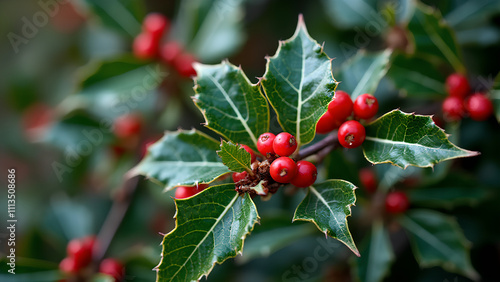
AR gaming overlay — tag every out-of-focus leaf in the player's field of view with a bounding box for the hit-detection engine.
[82,0,144,37]
[407,3,464,73]
[129,129,230,191]
[156,184,259,282]
[194,61,269,151]
[399,209,479,280]
[336,50,392,100]
[387,53,446,99]
[492,71,500,123]
[217,140,252,173]
[320,0,380,29]
[445,0,500,30]
[363,110,479,168]
[293,180,359,256]
[408,186,488,209]
[262,16,337,147]
[353,220,394,282]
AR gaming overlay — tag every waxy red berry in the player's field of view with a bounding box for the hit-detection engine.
[328,90,353,122]
[359,167,377,193]
[175,184,208,199]
[442,96,465,121]
[385,191,410,214]
[133,33,158,60]
[270,157,297,183]
[465,93,493,121]
[232,171,248,183]
[66,237,94,268]
[143,13,169,41]
[353,93,378,120]
[174,53,197,77]
[273,132,298,157]
[338,120,366,149]
[316,110,339,134]
[446,73,470,98]
[290,160,317,188]
[160,41,182,65]
[59,257,80,274]
[240,145,256,163]
[99,258,125,282]
[257,133,276,157]
[113,113,142,139]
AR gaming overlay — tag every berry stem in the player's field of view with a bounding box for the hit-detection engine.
[298,133,339,160]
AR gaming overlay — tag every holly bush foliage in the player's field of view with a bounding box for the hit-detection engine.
[2,0,500,282]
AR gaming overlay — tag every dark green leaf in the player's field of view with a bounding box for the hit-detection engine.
[129,129,230,191]
[399,209,479,280]
[407,3,465,72]
[387,53,446,99]
[320,0,380,29]
[156,184,259,281]
[363,110,479,168]
[353,220,394,282]
[193,61,269,151]
[217,140,251,173]
[336,50,392,100]
[293,180,359,256]
[82,0,144,37]
[492,71,500,123]
[445,0,500,30]
[409,186,488,209]
[262,16,337,147]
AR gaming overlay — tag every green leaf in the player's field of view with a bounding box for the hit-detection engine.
[362,110,479,168]
[320,0,380,29]
[82,0,144,37]
[399,209,479,280]
[408,186,488,209]
[387,53,446,99]
[156,184,259,281]
[445,0,500,30]
[407,3,465,73]
[293,180,359,256]
[492,71,500,123]
[217,140,251,173]
[193,61,269,151]
[129,129,230,191]
[261,16,337,147]
[172,0,246,62]
[336,50,392,100]
[353,220,394,282]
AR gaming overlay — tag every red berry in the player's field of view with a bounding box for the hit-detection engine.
[133,33,158,60]
[442,96,465,121]
[465,93,493,121]
[174,53,197,77]
[59,257,80,274]
[67,238,93,268]
[353,93,378,120]
[359,167,377,193]
[328,90,353,122]
[22,103,53,141]
[143,13,169,41]
[99,258,125,282]
[316,110,339,134]
[113,114,142,139]
[232,171,248,183]
[338,120,366,149]
[270,157,297,183]
[175,184,208,199]
[385,191,410,214]
[160,41,182,65]
[240,145,256,163]
[273,132,298,157]
[446,73,470,98]
[290,160,317,188]
[257,133,276,157]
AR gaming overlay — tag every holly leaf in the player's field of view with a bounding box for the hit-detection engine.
[293,180,359,256]
[492,71,500,123]
[129,129,230,191]
[217,140,251,173]
[353,220,394,282]
[399,209,479,280]
[408,3,465,73]
[362,110,479,169]
[82,0,144,37]
[335,49,392,100]
[156,184,259,282]
[387,53,446,99]
[193,61,269,151]
[261,15,337,147]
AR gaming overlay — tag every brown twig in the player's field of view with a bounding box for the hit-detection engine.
[298,133,339,160]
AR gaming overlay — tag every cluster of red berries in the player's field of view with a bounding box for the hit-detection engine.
[133,13,197,77]
[59,236,124,281]
[442,73,494,122]
[175,184,209,199]
[317,91,379,149]
[233,132,318,189]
